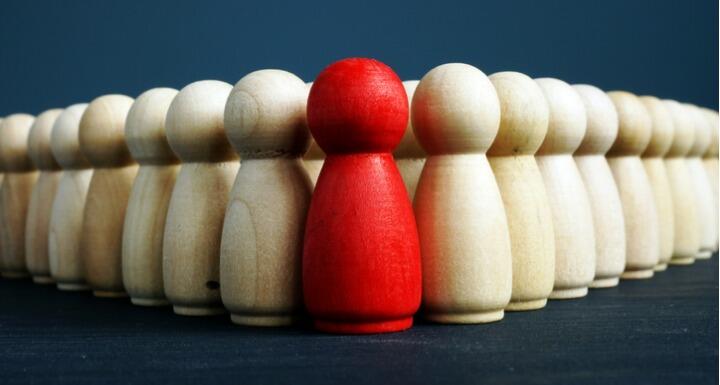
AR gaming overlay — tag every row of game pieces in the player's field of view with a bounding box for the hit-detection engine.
[0,58,717,334]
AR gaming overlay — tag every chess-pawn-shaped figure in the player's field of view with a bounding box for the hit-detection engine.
[79,94,137,297]
[303,58,422,333]
[122,88,179,306]
[414,63,512,322]
[221,69,312,326]
[25,108,64,283]
[393,80,426,201]
[684,104,715,260]
[48,104,91,290]
[701,109,719,252]
[663,100,700,264]
[163,80,238,316]
[639,96,675,271]
[572,85,626,288]
[0,114,37,278]
[302,82,324,187]
[607,91,659,278]
[487,71,555,310]
[534,78,596,298]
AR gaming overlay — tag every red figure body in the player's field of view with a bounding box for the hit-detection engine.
[303,58,422,334]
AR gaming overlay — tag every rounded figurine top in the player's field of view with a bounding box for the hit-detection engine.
[79,94,135,167]
[702,108,718,157]
[28,108,63,170]
[225,69,310,158]
[412,63,500,155]
[573,84,618,155]
[165,80,236,162]
[685,104,711,157]
[0,113,36,172]
[307,58,408,154]
[125,87,180,165]
[663,100,695,158]
[639,96,674,157]
[51,104,90,169]
[488,71,549,156]
[535,78,587,155]
[606,91,652,156]
[393,80,426,159]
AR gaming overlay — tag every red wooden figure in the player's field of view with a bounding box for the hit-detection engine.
[303,58,422,334]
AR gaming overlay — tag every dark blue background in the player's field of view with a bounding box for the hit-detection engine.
[0,0,717,116]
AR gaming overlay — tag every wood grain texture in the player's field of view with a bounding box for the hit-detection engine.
[163,80,238,316]
[78,94,136,297]
[573,84,626,288]
[535,78,596,299]
[684,104,715,259]
[488,71,554,310]
[122,87,179,306]
[413,63,512,322]
[25,109,63,283]
[48,104,91,290]
[640,96,675,271]
[220,69,312,326]
[607,91,659,278]
[663,100,700,264]
[304,58,421,333]
[0,113,37,278]
[394,80,426,201]
[701,108,718,251]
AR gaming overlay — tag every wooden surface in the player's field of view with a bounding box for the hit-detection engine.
[0,254,716,385]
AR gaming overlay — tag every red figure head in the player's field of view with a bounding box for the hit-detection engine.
[307,58,408,154]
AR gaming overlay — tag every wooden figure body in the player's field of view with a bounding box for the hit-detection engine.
[685,104,715,259]
[303,58,422,333]
[639,96,675,271]
[0,114,37,278]
[607,91,659,278]
[79,94,137,297]
[48,104,92,290]
[572,84,626,288]
[394,80,426,201]
[302,83,324,187]
[25,108,63,283]
[487,71,555,310]
[163,80,238,316]
[663,100,700,264]
[221,69,312,326]
[413,63,512,322]
[122,88,179,306]
[702,109,719,252]
[534,78,596,298]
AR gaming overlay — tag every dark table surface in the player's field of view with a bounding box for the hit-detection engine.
[1,255,717,385]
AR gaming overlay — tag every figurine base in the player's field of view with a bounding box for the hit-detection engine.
[131,297,170,307]
[621,269,654,280]
[590,277,620,289]
[93,290,128,298]
[57,282,90,291]
[173,305,225,316]
[1,271,29,279]
[695,250,712,260]
[669,256,695,265]
[32,275,55,284]
[425,309,504,324]
[654,263,668,272]
[506,298,547,311]
[231,313,298,327]
[549,287,588,299]
[314,317,413,334]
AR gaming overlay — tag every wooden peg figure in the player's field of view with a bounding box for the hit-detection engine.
[639,96,675,271]
[25,108,64,283]
[122,88,179,306]
[414,63,513,322]
[393,80,426,201]
[0,114,37,278]
[607,91,659,278]
[79,95,137,297]
[572,84,626,288]
[535,78,596,298]
[163,80,238,316]
[221,69,312,326]
[488,71,555,310]
[701,109,719,252]
[303,58,422,333]
[663,100,700,264]
[48,104,91,290]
